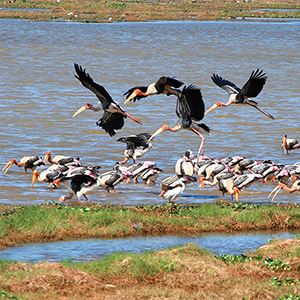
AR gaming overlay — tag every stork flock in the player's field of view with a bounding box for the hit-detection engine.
[2,64,300,203]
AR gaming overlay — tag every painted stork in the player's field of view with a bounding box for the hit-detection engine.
[148,85,211,157]
[282,135,300,155]
[2,156,45,174]
[72,63,141,137]
[175,150,195,177]
[206,69,274,119]
[140,166,163,185]
[162,175,197,202]
[97,170,132,193]
[31,164,69,190]
[58,172,98,202]
[268,180,300,202]
[43,151,81,167]
[123,76,184,104]
[117,133,152,164]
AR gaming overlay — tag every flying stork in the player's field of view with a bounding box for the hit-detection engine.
[205,69,274,119]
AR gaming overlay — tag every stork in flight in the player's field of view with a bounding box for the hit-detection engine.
[148,85,211,157]
[72,63,141,137]
[123,76,184,104]
[205,69,274,120]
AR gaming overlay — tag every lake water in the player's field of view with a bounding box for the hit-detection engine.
[1,19,300,205]
[0,231,298,263]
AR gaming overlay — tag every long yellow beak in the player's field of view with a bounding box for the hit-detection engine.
[2,160,13,174]
[31,170,38,190]
[72,105,88,118]
[124,90,139,104]
[205,103,219,115]
[42,152,51,169]
[148,127,165,142]
[268,184,282,202]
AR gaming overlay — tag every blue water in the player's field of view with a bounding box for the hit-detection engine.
[0,231,298,263]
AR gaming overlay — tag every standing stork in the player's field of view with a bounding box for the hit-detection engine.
[72,63,141,137]
[148,85,211,157]
[123,76,184,104]
[282,135,300,155]
[117,133,152,164]
[43,151,81,167]
[205,69,274,119]
[2,156,45,174]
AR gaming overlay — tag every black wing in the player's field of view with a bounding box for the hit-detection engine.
[179,85,205,123]
[211,73,240,95]
[97,111,125,137]
[123,86,148,102]
[117,133,151,149]
[154,76,184,93]
[74,63,114,109]
[238,69,267,98]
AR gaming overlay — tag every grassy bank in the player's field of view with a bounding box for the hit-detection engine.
[0,0,300,23]
[0,239,300,299]
[1,201,300,249]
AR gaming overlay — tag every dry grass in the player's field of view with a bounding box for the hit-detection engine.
[0,0,299,23]
[1,240,300,299]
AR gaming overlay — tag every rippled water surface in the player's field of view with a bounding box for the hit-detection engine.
[0,231,298,263]
[1,19,300,205]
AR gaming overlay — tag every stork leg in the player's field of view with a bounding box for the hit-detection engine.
[82,194,89,201]
[245,100,275,120]
[191,128,205,159]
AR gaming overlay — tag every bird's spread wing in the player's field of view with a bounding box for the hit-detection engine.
[74,63,114,109]
[238,69,267,98]
[179,85,205,122]
[117,133,151,148]
[123,86,148,102]
[155,76,184,93]
[211,74,240,95]
[97,111,125,137]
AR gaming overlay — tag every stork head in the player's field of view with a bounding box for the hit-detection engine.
[124,89,141,104]
[72,103,91,118]
[205,101,223,115]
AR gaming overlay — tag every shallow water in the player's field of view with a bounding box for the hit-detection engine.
[1,19,300,205]
[0,230,298,263]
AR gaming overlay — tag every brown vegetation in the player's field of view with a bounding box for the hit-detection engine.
[0,0,300,23]
[1,240,300,299]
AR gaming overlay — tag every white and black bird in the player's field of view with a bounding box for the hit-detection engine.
[31,164,70,190]
[72,63,141,137]
[206,69,274,119]
[163,175,197,202]
[175,150,195,177]
[148,85,211,157]
[140,166,163,185]
[97,170,132,193]
[2,156,45,174]
[123,76,184,104]
[117,133,152,164]
[282,135,300,155]
[58,172,98,202]
[43,151,81,167]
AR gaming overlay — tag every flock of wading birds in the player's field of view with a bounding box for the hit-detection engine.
[2,64,300,202]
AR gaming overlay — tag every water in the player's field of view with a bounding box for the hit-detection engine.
[0,231,298,263]
[1,19,300,205]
